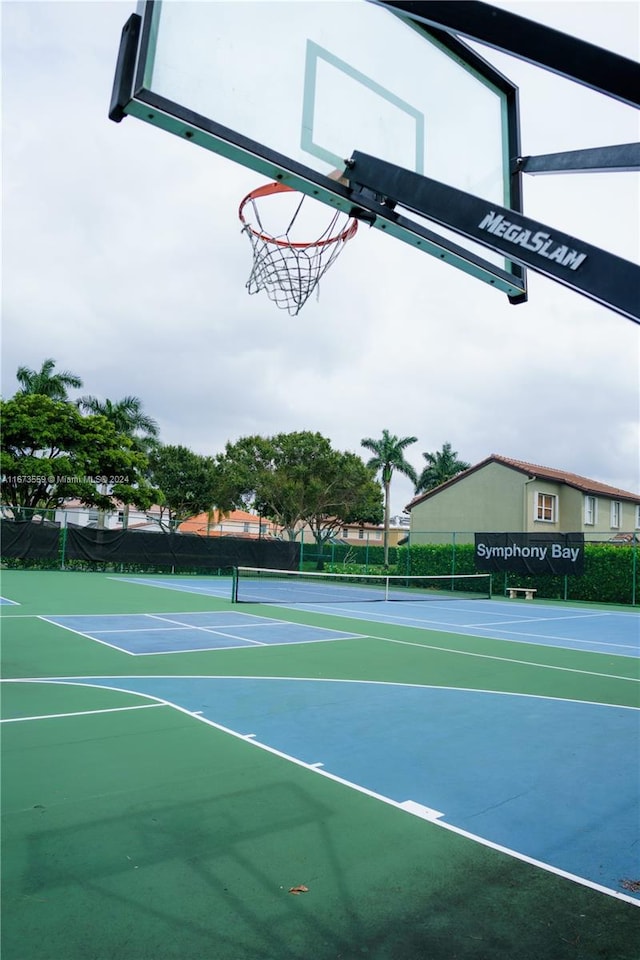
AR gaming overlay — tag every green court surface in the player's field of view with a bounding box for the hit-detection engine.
[1,571,639,960]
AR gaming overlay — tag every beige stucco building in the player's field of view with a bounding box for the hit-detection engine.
[407,454,640,544]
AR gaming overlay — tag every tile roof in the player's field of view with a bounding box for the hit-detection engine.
[178,509,279,538]
[492,455,640,500]
[407,453,640,509]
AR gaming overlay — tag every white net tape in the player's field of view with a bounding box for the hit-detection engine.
[240,186,358,316]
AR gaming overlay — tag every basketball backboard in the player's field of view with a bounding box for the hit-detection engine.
[111,0,526,300]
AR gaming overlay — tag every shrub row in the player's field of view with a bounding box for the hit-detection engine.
[395,543,637,605]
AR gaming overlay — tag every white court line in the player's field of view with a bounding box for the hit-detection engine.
[36,613,639,681]
[39,610,293,625]
[80,626,197,634]
[0,703,164,723]
[29,675,633,907]
[128,634,359,655]
[6,675,637,905]
[146,612,360,636]
[148,613,358,643]
[39,612,357,656]
[38,617,137,656]
[468,626,637,652]
[280,602,639,658]
[379,635,640,682]
[147,614,267,645]
[6,675,636,712]
[463,612,614,627]
[147,613,299,630]
[111,576,232,597]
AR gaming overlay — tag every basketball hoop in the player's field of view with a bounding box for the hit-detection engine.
[238,182,358,316]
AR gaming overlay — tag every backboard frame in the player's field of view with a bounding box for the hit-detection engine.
[110,0,527,302]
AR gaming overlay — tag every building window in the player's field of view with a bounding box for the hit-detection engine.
[636,506,640,529]
[610,501,621,529]
[374,530,382,541]
[536,492,557,523]
[243,522,250,533]
[584,496,597,525]
[358,528,364,540]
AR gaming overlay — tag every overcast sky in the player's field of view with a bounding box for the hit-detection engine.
[2,1,639,517]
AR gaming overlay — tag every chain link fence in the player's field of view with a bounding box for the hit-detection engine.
[2,508,636,605]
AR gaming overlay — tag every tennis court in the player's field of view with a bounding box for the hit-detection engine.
[1,570,639,960]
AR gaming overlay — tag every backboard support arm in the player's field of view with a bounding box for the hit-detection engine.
[374,0,640,107]
[347,151,640,324]
[516,143,640,175]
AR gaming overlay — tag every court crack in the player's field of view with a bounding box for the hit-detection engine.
[466,790,531,819]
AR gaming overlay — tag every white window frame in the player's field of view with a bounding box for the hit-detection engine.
[536,492,557,523]
[584,495,597,525]
[610,500,621,529]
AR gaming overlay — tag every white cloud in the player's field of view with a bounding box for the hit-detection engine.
[2,1,638,518]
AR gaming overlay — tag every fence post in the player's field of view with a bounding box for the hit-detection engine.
[633,532,637,606]
[451,531,456,578]
[58,509,68,570]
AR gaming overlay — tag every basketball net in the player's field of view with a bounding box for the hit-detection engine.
[239,182,358,316]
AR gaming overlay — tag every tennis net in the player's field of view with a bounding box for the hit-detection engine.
[232,567,492,603]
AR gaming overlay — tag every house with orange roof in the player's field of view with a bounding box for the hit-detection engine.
[177,511,407,547]
[406,454,640,543]
[177,509,279,539]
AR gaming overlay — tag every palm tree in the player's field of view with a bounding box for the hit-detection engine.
[361,429,418,567]
[78,395,160,528]
[16,358,83,401]
[77,395,159,447]
[415,442,470,494]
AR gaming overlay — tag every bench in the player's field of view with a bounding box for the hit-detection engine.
[507,587,537,600]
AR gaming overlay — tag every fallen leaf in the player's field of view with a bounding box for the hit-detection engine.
[288,885,309,895]
[620,878,640,892]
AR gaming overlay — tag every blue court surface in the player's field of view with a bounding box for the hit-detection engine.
[40,611,359,655]
[116,576,640,658]
[35,575,638,905]
[44,673,639,903]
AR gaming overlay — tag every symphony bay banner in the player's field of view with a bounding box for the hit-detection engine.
[474,532,585,576]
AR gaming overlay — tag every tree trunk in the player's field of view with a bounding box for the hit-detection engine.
[383,478,390,567]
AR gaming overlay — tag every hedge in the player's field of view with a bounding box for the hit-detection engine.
[396,543,637,605]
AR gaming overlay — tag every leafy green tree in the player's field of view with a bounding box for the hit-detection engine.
[216,432,383,544]
[0,394,155,520]
[415,442,470,494]
[304,450,383,548]
[361,429,418,566]
[78,395,160,528]
[15,358,83,401]
[147,445,219,531]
